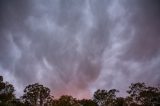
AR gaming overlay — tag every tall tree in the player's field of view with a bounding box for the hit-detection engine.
[21,83,52,106]
[56,95,80,106]
[0,75,15,105]
[93,89,119,106]
[127,82,160,106]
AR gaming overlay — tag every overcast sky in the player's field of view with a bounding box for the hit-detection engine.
[0,0,160,99]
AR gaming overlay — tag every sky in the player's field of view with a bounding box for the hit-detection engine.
[0,0,160,99]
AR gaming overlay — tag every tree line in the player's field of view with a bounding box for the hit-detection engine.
[0,75,160,106]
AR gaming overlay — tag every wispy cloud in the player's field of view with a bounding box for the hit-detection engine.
[0,0,160,98]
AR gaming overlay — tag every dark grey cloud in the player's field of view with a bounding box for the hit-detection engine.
[91,0,160,96]
[0,0,160,98]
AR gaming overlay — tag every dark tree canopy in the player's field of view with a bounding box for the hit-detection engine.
[0,76,15,106]
[0,75,160,106]
[79,99,98,106]
[115,97,127,106]
[93,89,119,106]
[55,95,80,106]
[127,82,160,106]
[21,83,52,106]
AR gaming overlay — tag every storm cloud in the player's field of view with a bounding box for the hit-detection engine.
[0,0,160,98]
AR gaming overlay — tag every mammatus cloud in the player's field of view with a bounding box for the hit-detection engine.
[0,0,160,98]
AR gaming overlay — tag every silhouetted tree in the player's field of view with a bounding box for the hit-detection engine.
[55,95,80,106]
[114,97,127,106]
[44,96,54,106]
[10,99,26,106]
[127,82,160,106]
[93,89,119,106]
[21,83,52,106]
[50,99,59,106]
[79,99,98,106]
[2,75,160,106]
[125,96,134,106]
[0,76,15,106]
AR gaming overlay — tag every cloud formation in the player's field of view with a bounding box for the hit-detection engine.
[0,0,160,98]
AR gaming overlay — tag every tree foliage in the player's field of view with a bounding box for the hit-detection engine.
[1,75,160,106]
[79,99,98,106]
[127,82,160,106]
[0,76,15,106]
[53,95,80,106]
[114,97,127,106]
[93,89,119,106]
[21,83,52,106]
